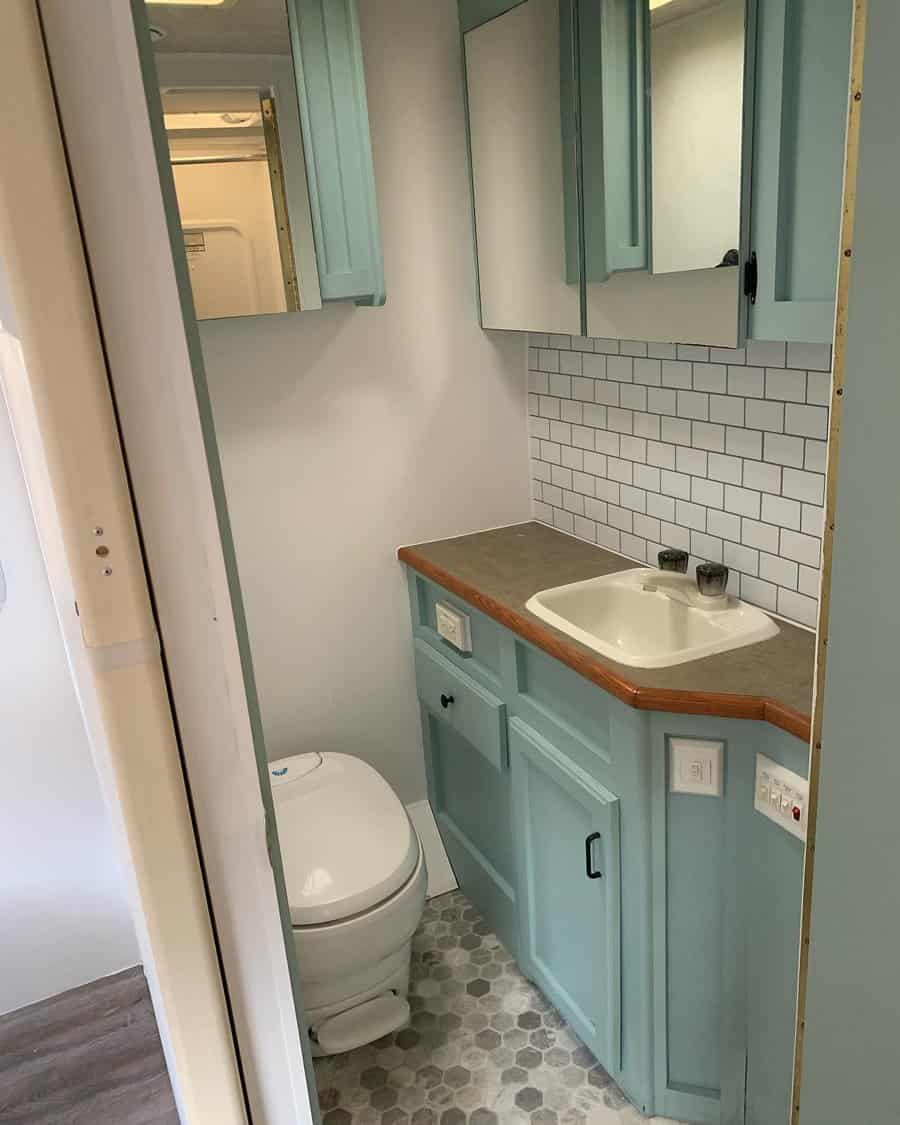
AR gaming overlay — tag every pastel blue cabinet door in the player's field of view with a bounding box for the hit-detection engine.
[509,718,622,1073]
[748,0,853,341]
[286,0,386,306]
[580,0,649,281]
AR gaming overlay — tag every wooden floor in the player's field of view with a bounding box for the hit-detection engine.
[0,967,179,1124]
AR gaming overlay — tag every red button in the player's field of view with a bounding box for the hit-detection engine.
[792,806,801,821]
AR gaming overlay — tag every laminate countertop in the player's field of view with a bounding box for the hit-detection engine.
[399,521,815,742]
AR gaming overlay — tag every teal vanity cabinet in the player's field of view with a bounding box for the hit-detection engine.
[405,566,809,1124]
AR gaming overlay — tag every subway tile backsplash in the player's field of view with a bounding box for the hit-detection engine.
[527,334,832,629]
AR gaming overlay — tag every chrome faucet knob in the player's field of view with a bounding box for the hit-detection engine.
[658,548,689,573]
[696,562,729,598]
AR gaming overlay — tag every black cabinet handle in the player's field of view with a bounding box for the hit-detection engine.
[585,832,603,879]
[440,693,455,709]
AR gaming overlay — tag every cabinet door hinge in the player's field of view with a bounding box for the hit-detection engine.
[743,251,758,305]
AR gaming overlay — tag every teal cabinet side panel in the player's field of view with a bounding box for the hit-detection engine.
[287,0,385,305]
[748,0,852,341]
[580,0,648,279]
[509,718,622,1074]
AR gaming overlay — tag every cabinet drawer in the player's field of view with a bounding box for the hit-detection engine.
[414,639,507,771]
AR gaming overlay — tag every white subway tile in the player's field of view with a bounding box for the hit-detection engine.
[530,417,551,440]
[533,460,552,483]
[607,356,634,382]
[596,524,622,551]
[554,507,575,534]
[647,341,677,359]
[707,508,741,542]
[528,393,540,416]
[593,338,620,355]
[742,459,781,494]
[620,384,648,411]
[608,457,634,484]
[783,467,825,505]
[727,570,741,598]
[648,387,677,415]
[620,484,647,513]
[560,351,583,376]
[777,588,818,628]
[562,446,585,471]
[724,541,759,576]
[676,499,707,531]
[608,407,634,434]
[742,517,779,553]
[647,492,676,522]
[727,365,764,398]
[583,403,607,428]
[692,477,724,509]
[745,399,785,433]
[540,440,561,464]
[561,400,584,424]
[692,363,727,392]
[707,452,743,485]
[539,396,561,420]
[726,427,763,460]
[786,342,832,371]
[530,333,550,347]
[780,528,821,567]
[711,346,746,364]
[801,504,825,537]
[710,395,744,426]
[571,424,594,450]
[798,564,820,598]
[551,464,573,489]
[647,441,676,469]
[595,381,620,406]
[677,390,710,420]
[692,421,726,453]
[585,497,608,523]
[572,376,595,402]
[765,368,806,403]
[608,505,634,532]
[533,500,553,524]
[539,348,560,372]
[661,470,692,500]
[549,420,572,445]
[549,373,572,398]
[761,493,802,530]
[571,335,594,352]
[662,416,692,445]
[678,344,710,362]
[542,483,563,507]
[659,522,691,551]
[620,435,648,462]
[572,470,595,495]
[573,515,597,542]
[548,334,571,350]
[634,463,661,492]
[785,403,828,440]
[528,370,549,394]
[691,530,723,563]
[661,361,693,388]
[530,436,542,458]
[634,412,661,440]
[806,371,831,406]
[563,490,585,515]
[595,479,621,504]
[634,513,662,541]
[759,552,798,589]
[620,533,648,561]
[677,446,708,477]
[746,340,786,367]
[741,575,778,612]
[595,431,621,456]
[583,450,608,476]
[621,340,648,357]
[634,358,662,386]
[763,432,805,467]
[583,353,607,379]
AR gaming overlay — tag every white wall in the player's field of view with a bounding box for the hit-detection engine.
[651,0,744,275]
[0,277,138,1015]
[199,0,531,804]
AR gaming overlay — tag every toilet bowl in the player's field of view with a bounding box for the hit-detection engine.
[270,751,428,1056]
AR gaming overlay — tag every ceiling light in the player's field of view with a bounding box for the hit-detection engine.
[146,1,237,8]
[164,111,261,131]
[649,0,675,8]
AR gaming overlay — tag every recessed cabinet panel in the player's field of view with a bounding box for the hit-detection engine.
[510,718,622,1073]
[464,0,582,333]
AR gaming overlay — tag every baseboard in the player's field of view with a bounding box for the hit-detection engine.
[406,799,457,898]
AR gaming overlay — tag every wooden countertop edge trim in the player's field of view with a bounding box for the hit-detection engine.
[398,546,812,744]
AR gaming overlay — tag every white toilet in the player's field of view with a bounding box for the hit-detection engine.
[269,752,427,1056]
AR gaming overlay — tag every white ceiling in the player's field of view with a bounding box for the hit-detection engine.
[651,0,730,29]
[150,0,291,55]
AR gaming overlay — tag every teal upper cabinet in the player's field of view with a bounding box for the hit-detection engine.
[287,0,386,307]
[748,0,853,343]
[148,0,384,320]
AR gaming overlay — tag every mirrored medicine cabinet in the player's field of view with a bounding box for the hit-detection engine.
[461,0,851,348]
[147,0,385,321]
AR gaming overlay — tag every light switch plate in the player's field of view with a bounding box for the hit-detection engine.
[670,737,724,796]
[435,601,472,653]
[754,752,808,841]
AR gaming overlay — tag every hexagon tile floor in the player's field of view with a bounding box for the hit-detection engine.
[313,891,686,1125]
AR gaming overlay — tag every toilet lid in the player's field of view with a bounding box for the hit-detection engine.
[270,752,419,927]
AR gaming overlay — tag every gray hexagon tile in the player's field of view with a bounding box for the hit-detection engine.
[313,892,687,1125]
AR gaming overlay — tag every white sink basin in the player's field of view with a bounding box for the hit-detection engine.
[525,567,780,669]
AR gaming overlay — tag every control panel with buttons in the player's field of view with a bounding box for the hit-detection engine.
[754,752,808,841]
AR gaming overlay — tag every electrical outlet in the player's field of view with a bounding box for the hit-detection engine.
[669,737,724,797]
[755,753,808,840]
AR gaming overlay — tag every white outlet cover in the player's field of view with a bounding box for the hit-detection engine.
[754,752,808,841]
[434,600,472,653]
[670,737,724,797]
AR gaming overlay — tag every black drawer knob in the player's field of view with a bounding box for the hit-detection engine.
[440,693,455,709]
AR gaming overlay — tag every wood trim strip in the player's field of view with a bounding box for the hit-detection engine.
[791,1,868,1119]
[398,545,811,742]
